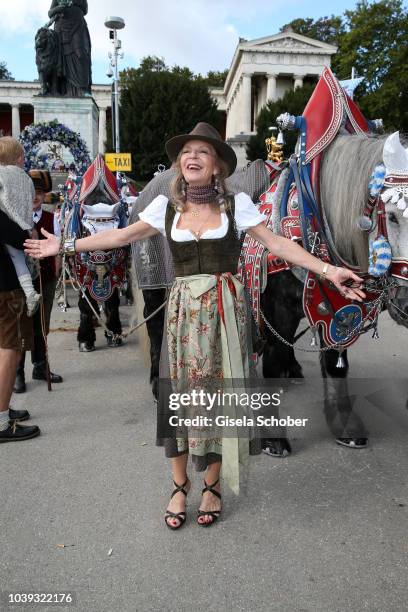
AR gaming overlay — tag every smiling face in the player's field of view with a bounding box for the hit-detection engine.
[179,139,220,186]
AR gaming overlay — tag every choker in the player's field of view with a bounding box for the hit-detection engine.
[186,184,217,204]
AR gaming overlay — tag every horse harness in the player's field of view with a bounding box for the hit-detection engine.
[240,68,408,352]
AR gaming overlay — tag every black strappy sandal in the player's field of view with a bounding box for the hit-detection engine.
[197,478,222,527]
[164,478,190,530]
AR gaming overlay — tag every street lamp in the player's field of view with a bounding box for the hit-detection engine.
[104,16,125,154]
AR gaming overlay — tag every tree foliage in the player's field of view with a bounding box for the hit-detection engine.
[337,0,408,131]
[0,61,13,80]
[118,56,221,180]
[280,17,345,46]
[279,1,408,132]
[202,70,229,88]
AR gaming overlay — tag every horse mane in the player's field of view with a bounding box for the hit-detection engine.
[320,133,386,269]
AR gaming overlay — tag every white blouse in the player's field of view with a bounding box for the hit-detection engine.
[138,192,266,242]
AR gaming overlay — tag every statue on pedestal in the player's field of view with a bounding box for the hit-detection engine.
[35,0,92,97]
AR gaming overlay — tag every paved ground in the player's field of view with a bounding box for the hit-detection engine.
[1,289,407,612]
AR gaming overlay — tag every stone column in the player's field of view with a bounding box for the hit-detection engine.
[98,107,107,154]
[266,73,277,102]
[11,104,21,138]
[293,75,304,90]
[241,73,252,134]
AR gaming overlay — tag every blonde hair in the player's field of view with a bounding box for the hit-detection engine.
[0,136,24,166]
[170,149,230,212]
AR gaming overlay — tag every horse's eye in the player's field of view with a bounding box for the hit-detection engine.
[388,212,399,224]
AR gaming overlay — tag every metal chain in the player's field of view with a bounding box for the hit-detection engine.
[259,288,388,352]
[63,262,167,339]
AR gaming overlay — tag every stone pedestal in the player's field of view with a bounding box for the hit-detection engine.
[33,96,99,160]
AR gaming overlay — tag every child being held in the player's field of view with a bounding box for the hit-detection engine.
[0,137,40,316]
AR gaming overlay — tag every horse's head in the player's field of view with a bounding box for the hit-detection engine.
[321,132,408,328]
[79,155,120,207]
[82,178,117,206]
[380,132,408,326]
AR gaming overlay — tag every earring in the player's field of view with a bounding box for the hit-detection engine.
[213,175,221,194]
[181,177,187,199]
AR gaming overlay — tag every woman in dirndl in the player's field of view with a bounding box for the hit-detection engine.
[24,122,365,530]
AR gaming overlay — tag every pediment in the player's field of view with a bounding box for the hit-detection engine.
[242,32,337,53]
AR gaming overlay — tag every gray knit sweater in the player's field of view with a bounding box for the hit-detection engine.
[0,165,34,231]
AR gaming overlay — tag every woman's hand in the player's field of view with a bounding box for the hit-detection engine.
[247,225,366,302]
[326,265,366,302]
[24,228,60,259]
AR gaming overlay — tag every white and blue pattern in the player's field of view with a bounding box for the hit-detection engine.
[368,235,392,276]
[368,164,386,198]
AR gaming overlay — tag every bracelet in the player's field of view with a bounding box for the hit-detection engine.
[63,236,76,256]
[320,263,329,281]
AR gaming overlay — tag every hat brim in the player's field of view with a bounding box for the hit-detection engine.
[29,171,52,193]
[165,134,237,177]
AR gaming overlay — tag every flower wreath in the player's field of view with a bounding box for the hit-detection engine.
[19,119,91,175]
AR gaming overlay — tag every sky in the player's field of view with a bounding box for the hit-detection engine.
[0,0,369,84]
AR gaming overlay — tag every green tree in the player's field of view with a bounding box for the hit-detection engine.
[0,61,13,80]
[280,17,345,47]
[203,70,229,88]
[281,2,408,131]
[336,0,408,131]
[118,56,221,180]
[246,83,315,161]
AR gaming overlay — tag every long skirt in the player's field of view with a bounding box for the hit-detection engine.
[157,273,260,494]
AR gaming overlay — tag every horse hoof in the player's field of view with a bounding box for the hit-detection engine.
[336,437,368,449]
[106,336,123,347]
[262,438,292,457]
[152,377,159,401]
[289,378,304,385]
[79,341,95,352]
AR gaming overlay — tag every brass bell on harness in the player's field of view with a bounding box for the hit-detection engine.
[265,127,284,163]
[310,327,318,347]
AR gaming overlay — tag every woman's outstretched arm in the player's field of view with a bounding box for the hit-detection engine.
[24,220,159,259]
[248,223,366,302]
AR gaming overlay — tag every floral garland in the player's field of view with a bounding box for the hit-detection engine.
[19,119,91,175]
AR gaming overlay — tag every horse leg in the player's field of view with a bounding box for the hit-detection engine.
[142,288,166,400]
[260,273,304,457]
[104,289,123,347]
[261,272,304,378]
[77,291,97,352]
[319,334,368,448]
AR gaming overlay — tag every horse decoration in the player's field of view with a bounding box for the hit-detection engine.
[240,67,408,350]
[61,155,129,351]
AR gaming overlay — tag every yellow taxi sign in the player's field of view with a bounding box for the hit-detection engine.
[105,153,132,172]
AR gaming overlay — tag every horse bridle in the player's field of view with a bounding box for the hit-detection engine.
[361,187,408,283]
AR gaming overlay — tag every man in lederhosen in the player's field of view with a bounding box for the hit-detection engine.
[14,170,63,393]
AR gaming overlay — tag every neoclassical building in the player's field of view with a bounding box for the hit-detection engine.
[0,28,336,167]
[212,28,337,165]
